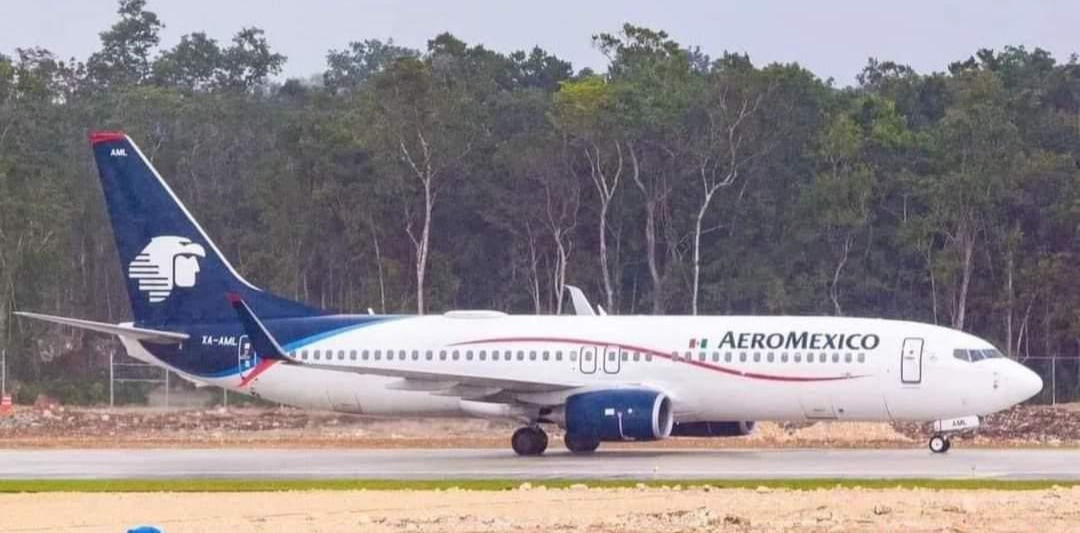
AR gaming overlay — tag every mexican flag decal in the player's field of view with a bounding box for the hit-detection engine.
[688,338,708,349]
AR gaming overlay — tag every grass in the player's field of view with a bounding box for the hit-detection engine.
[0,478,1076,493]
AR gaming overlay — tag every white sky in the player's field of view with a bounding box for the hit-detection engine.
[2,0,1077,86]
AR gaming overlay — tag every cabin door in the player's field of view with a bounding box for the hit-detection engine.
[900,337,924,385]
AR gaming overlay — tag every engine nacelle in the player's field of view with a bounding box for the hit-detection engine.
[564,389,674,441]
[671,420,757,437]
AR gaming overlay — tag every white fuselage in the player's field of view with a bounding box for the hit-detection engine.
[124,313,1041,425]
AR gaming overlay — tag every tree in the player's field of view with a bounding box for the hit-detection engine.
[87,0,163,87]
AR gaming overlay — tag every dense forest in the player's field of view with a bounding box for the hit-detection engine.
[1,0,1078,402]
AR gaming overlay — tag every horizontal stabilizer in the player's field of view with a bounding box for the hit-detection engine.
[14,312,189,344]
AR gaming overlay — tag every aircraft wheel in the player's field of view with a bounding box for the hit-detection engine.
[564,432,600,454]
[929,434,950,454]
[512,426,548,456]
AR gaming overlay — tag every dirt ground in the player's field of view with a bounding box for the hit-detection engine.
[0,403,1076,449]
[2,486,1077,533]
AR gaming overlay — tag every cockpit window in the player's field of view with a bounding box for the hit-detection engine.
[955,348,1005,362]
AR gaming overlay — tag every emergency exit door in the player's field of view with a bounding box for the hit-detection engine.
[900,337,924,384]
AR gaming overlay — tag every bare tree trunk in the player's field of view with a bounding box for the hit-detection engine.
[829,234,853,316]
[369,216,387,314]
[585,142,622,313]
[629,147,663,314]
[953,229,975,330]
[1006,254,1014,357]
[691,191,712,315]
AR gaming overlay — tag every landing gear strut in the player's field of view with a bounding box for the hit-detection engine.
[511,426,548,456]
[564,432,600,454]
[928,434,951,454]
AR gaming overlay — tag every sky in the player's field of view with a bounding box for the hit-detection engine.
[2,0,1077,86]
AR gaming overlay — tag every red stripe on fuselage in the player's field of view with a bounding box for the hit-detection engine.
[238,359,279,388]
[449,337,867,383]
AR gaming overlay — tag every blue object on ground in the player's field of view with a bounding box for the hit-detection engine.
[127,527,162,533]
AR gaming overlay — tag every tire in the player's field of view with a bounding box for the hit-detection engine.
[512,427,548,456]
[564,432,600,454]
[929,435,949,454]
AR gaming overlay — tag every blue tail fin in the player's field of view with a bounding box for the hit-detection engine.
[90,131,323,325]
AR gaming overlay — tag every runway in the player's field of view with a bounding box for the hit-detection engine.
[2,448,1080,480]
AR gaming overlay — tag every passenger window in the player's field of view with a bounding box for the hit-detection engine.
[452,351,460,361]
[556,351,563,361]
[753,353,761,362]
[739,353,747,363]
[684,351,692,361]
[314,350,321,360]
[426,350,433,360]
[857,353,866,363]
[712,352,719,362]
[479,350,487,361]
[781,353,789,363]
[530,351,537,361]
[819,353,827,363]
[543,351,550,361]
[725,352,733,362]
[698,352,705,362]
[645,353,653,362]
[621,351,629,362]
[362,350,369,360]
[301,350,308,359]
[832,353,839,363]
[373,350,380,360]
[794,353,802,362]
[570,351,578,361]
[349,350,357,360]
[633,352,641,362]
[400,350,407,360]
[518,351,525,361]
[439,350,447,360]
[466,351,473,361]
[339,350,346,360]
[844,353,852,363]
[767,353,775,363]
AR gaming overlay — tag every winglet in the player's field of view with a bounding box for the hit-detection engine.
[226,293,291,361]
[564,285,597,316]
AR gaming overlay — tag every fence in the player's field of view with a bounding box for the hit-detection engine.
[109,350,170,408]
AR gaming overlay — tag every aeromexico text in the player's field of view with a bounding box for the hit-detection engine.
[690,332,881,351]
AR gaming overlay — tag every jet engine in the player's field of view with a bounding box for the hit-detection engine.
[671,420,757,437]
[564,389,674,441]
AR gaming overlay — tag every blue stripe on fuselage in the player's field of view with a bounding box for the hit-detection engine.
[138,314,404,378]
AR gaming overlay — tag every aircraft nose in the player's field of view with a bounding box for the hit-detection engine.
[1011,362,1043,403]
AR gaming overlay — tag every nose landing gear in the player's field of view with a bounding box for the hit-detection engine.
[928,415,979,454]
[928,434,951,454]
[511,426,548,456]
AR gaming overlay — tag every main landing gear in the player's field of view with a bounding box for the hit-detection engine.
[563,431,600,454]
[511,426,548,456]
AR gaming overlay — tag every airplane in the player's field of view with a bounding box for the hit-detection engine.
[16,131,1043,456]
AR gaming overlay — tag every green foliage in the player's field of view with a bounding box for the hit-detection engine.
[2,0,1079,401]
